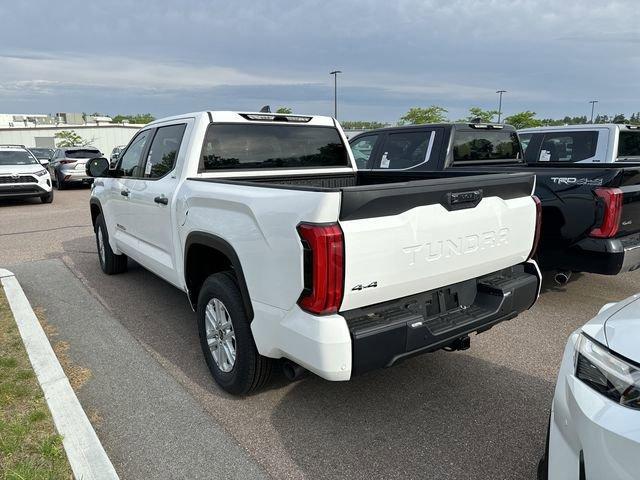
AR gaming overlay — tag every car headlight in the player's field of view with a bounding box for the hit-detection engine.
[575,333,640,409]
[33,169,48,177]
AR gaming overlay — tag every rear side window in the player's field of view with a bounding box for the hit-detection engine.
[377,131,434,169]
[142,124,186,178]
[538,131,598,162]
[452,130,521,163]
[200,124,349,171]
[349,134,378,169]
[618,131,640,160]
[519,133,532,153]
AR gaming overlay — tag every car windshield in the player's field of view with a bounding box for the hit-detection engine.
[0,150,39,165]
[29,148,53,158]
[453,130,522,163]
[64,149,100,159]
[618,131,640,159]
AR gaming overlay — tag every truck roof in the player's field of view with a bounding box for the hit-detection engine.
[349,122,517,137]
[519,124,640,133]
[147,111,336,128]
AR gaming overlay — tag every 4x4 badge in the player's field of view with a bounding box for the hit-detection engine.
[351,282,377,291]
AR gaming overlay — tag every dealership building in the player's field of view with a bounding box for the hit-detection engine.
[0,113,143,156]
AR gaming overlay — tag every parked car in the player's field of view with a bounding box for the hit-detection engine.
[49,147,102,189]
[0,144,53,203]
[27,147,54,166]
[519,124,640,164]
[350,123,640,279]
[85,111,542,394]
[538,296,640,480]
[110,145,125,165]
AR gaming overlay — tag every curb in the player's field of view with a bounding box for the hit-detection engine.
[0,268,119,480]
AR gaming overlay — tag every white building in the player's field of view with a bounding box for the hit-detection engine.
[0,124,142,156]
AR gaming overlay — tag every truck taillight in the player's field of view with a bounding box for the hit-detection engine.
[590,187,623,238]
[59,159,75,164]
[297,223,344,315]
[528,195,542,260]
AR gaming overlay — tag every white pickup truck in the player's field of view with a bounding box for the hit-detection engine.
[86,111,542,394]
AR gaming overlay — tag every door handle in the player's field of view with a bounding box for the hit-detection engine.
[120,189,130,197]
[154,195,168,205]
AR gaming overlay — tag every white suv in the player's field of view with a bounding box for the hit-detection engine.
[0,145,53,203]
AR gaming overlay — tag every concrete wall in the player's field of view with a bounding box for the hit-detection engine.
[0,124,142,156]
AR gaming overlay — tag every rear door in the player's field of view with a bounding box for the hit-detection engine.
[338,173,538,310]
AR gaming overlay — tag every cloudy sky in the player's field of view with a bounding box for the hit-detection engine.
[1,0,638,122]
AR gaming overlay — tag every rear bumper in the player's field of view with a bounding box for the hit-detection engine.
[343,262,541,376]
[563,233,640,275]
[59,168,93,183]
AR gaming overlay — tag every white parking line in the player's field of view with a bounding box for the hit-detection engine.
[0,268,119,480]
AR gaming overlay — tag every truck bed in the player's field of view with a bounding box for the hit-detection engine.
[189,170,535,221]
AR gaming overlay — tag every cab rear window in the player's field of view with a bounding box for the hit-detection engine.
[452,130,521,163]
[200,124,349,171]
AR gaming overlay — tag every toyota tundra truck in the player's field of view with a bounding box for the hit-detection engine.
[86,111,541,394]
[351,123,640,279]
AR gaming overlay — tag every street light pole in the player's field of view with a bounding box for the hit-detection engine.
[589,100,599,123]
[330,70,342,119]
[496,90,507,123]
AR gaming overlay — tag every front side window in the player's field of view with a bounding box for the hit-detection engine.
[200,124,349,171]
[0,149,39,165]
[118,130,150,177]
[349,135,378,169]
[539,131,598,162]
[377,131,432,169]
[142,124,186,178]
[452,130,521,163]
[618,131,640,160]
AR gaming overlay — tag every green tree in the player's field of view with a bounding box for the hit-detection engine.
[399,106,448,125]
[111,113,155,124]
[341,121,388,130]
[503,111,543,129]
[613,114,627,124]
[465,107,499,123]
[54,130,92,147]
[276,107,292,114]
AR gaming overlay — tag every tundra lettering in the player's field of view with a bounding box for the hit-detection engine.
[402,229,509,265]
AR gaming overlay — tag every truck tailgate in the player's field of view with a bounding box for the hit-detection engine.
[338,173,537,311]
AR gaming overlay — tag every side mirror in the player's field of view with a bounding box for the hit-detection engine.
[39,159,50,167]
[86,157,110,178]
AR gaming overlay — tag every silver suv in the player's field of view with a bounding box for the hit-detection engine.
[49,147,102,189]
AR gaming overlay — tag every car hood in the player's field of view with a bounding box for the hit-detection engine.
[0,164,45,174]
[582,294,640,363]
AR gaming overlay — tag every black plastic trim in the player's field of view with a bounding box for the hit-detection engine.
[338,172,534,221]
[184,232,254,319]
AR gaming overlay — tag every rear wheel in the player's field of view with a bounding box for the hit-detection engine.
[197,272,273,395]
[40,190,54,203]
[95,213,127,274]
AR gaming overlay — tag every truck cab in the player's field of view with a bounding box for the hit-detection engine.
[519,124,640,164]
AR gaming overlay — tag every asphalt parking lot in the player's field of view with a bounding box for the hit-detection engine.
[3,188,640,479]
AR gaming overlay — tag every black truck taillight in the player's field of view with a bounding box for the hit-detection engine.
[297,223,344,315]
[528,195,542,260]
[590,187,623,238]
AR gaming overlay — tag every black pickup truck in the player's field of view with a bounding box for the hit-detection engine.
[349,123,640,278]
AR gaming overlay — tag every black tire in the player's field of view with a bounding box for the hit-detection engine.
[40,190,54,203]
[95,213,127,275]
[537,413,550,480]
[56,172,65,190]
[197,272,273,395]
